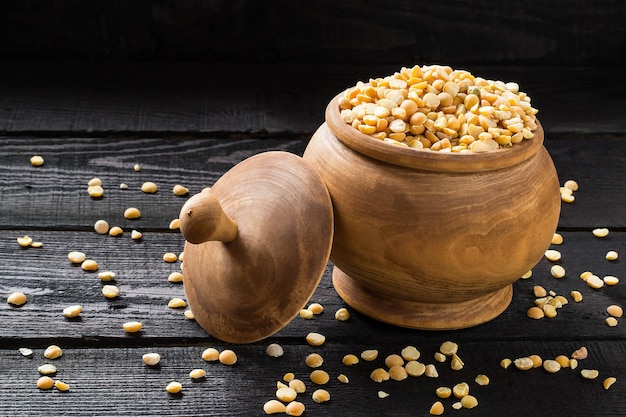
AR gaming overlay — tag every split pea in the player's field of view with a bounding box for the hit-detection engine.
[378,391,390,398]
[452,382,469,398]
[606,250,619,261]
[451,354,464,370]
[405,360,426,377]
[543,359,561,373]
[581,369,599,380]
[527,306,545,319]
[571,290,583,302]
[109,226,123,237]
[266,343,284,358]
[88,185,104,198]
[533,285,547,297]
[475,374,490,386]
[19,347,33,357]
[168,271,183,283]
[263,399,286,414]
[606,317,619,327]
[604,275,619,286]
[123,321,143,333]
[360,349,378,361]
[429,401,444,415]
[131,230,142,240]
[305,353,324,368]
[592,228,609,238]
[586,274,605,289]
[218,349,237,365]
[500,358,512,369]
[124,207,141,219]
[385,354,404,368]
[285,401,305,416]
[424,364,439,377]
[167,298,187,308]
[141,182,158,193]
[142,352,161,365]
[370,368,390,383]
[434,352,446,362]
[202,348,220,362]
[38,364,57,375]
[389,365,408,381]
[435,386,452,398]
[571,346,588,360]
[169,219,180,229]
[173,184,189,196]
[163,252,178,263]
[335,307,350,321]
[461,395,478,409]
[550,264,566,278]
[544,249,561,261]
[7,292,27,306]
[342,354,359,365]
[63,305,82,318]
[337,374,349,383]
[81,259,99,271]
[310,369,330,385]
[94,220,109,234]
[299,309,313,319]
[551,233,563,245]
[307,302,324,314]
[276,387,297,402]
[289,379,306,393]
[184,309,194,320]
[98,271,116,282]
[166,381,182,394]
[440,341,458,356]
[189,369,207,380]
[54,380,70,392]
[521,270,533,279]
[528,355,543,368]
[401,345,420,361]
[30,155,44,166]
[37,376,54,390]
[44,345,63,359]
[306,332,325,347]
[68,251,86,264]
[514,357,534,370]
[133,164,141,172]
[102,285,120,298]
[17,235,33,247]
[607,305,623,317]
[604,377,617,390]
[312,389,331,403]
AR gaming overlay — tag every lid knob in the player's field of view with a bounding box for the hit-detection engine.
[179,188,238,244]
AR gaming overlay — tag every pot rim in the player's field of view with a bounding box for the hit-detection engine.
[325,93,545,173]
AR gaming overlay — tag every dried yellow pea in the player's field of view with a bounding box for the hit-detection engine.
[166,381,182,393]
[429,401,444,415]
[141,182,158,193]
[606,250,618,261]
[163,252,178,263]
[604,275,619,286]
[93,220,109,234]
[550,264,566,278]
[285,401,305,416]
[276,387,297,402]
[435,386,452,398]
[102,285,120,299]
[603,377,617,390]
[307,302,324,314]
[305,332,326,346]
[299,309,313,319]
[167,298,187,309]
[370,368,390,383]
[44,345,63,359]
[87,185,104,198]
[544,249,561,261]
[360,349,378,361]
[123,321,143,333]
[202,348,220,362]
[305,353,324,368]
[38,364,57,375]
[581,369,599,379]
[81,259,99,271]
[312,389,331,403]
[592,228,609,238]
[124,207,141,219]
[401,345,420,361]
[334,307,350,321]
[30,155,44,166]
[142,352,161,365]
[168,271,183,283]
[108,226,123,237]
[7,292,27,306]
[169,219,180,229]
[289,379,306,393]
[131,230,142,240]
[17,235,33,247]
[218,349,237,365]
[551,233,563,245]
[310,369,330,385]
[266,343,284,358]
[54,380,70,392]
[607,305,623,318]
[342,354,359,365]
[475,374,490,386]
[263,399,286,414]
[173,184,189,196]
[461,395,478,409]
[571,346,588,360]
[68,251,86,264]
[606,317,619,327]
[405,360,426,377]
[439,341,458,356]
[571,290,583,302]
[37,376,54,390]
[189,369,207,379]
[63,305,82,318]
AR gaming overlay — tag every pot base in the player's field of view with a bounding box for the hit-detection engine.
[332,267,513,330]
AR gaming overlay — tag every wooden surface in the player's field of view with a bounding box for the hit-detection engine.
[0,2,625,412]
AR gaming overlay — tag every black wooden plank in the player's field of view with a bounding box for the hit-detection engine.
[0,136,624,231]
[0,341,624,416]
[0,230,624,345]
[1,0,625,67]
[0,62,625,136]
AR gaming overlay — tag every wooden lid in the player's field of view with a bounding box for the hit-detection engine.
[179,151,334,343]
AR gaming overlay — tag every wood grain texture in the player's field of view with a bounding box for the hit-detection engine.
[0,62,625,135]
[0,133,624,416]
[1,0,624,66]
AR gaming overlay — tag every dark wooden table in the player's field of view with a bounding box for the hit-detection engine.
[1,2,625,415]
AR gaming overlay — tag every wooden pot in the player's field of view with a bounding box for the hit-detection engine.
[301,94,561,330]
